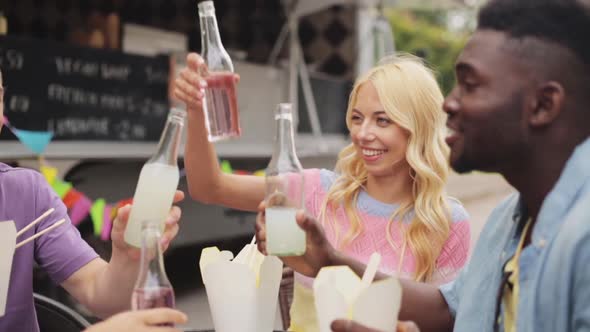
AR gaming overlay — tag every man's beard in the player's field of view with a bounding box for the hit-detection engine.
[451,154,478,174]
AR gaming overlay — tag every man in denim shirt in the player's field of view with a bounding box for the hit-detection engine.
[255,0,590,331]
[433,0,590,331]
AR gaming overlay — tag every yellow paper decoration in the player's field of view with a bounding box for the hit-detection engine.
[253,170,266,177]
[40,164,58,185]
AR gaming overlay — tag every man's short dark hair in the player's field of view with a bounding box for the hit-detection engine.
[478,0,590,68]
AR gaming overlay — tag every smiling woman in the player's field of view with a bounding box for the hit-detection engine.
[282,55,472,332]
[319,54,463,282]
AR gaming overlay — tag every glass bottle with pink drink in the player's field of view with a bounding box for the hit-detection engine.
[198,0,241,141]
[131,222,176,317]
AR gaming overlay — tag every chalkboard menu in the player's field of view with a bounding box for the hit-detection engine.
[0,36,170,141]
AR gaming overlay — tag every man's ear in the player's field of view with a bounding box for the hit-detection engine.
[529,81,565,127]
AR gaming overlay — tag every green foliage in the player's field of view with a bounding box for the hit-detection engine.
[385,10,468,94]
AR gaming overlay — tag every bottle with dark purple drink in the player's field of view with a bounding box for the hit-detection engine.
[131,221,176,325]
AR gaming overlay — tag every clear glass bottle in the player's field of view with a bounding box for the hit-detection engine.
[198,0,241,141]
[131,223,175,312]
[265,103,306,256]
[124,108,184,247]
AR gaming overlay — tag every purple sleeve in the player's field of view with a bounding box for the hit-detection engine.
[32,172,98,284]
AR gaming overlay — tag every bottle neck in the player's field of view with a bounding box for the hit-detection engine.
[273,112,298,160]
[151,108,185,166]
[137,224,170,287]
[200,14,224,56]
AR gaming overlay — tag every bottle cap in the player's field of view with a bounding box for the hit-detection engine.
[198,1,215,16]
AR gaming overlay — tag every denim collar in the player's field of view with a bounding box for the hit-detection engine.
[530,138,590,246]
[512,197,527,224]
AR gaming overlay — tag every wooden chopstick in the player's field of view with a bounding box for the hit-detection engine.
[246,235,257,269]
[16,207,55,238]
[15,218,66,249]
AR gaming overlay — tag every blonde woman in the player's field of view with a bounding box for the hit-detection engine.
[174,53,470,332]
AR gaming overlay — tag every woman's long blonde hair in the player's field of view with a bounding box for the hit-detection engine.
[319,54,451,282]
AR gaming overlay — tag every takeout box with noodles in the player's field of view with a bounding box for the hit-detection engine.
[313,264,402,332]
[199,243,283,332]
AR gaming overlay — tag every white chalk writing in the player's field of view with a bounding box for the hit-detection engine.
[0,48,24,70]
[55,117,110,137]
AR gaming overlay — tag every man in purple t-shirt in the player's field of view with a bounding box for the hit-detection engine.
[0,70,184,331]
